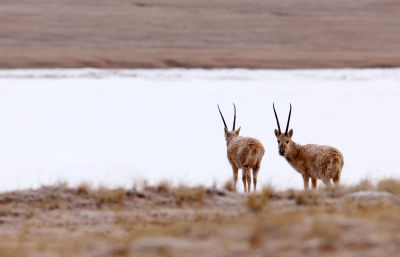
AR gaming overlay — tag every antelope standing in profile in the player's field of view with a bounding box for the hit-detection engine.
[218,104,265,192]
[273,104,344,190]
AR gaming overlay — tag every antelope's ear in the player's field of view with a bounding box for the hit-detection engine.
[224,127,228,134]
[274,129,280,137]
[235,127,241,135]
[288,129,294,138]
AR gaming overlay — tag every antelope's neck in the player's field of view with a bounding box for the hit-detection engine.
[226,135,239,147]
[285,141,301,163]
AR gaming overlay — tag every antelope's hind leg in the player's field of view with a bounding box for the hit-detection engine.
[246,172,251,193]
[252,163,261,192]
[242,169,248,193]
[302,174,310,190]
[333,172,341,186]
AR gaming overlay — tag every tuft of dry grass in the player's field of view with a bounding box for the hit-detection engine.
[56,181,69,189]
[377,178,400,195]
[294,190,308,205]
[261,185,275,199]
[349,178,374,192]
[247,194,268,212]
[93,187,126,204]
[157,180,172,194]
[173,186,205,203]
[285,189,321,205]
[305,218,344,240]
[223,179,234,192]
[247,186,275,211]
[76,182,91,195]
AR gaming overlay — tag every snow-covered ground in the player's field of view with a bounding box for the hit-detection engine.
[0,68,399,191]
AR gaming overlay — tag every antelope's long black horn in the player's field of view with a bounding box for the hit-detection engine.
[285,103,292,135]
[273,103,282,134]
[217,104,228,129]
[232,103,237,130]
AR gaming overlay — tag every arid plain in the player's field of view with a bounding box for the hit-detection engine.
[0,180,399,257]
[1,0,400,68]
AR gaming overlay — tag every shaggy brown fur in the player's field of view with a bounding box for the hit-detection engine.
[218,104,265,192]
[273,104,344,189]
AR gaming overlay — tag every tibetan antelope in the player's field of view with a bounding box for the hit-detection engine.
[273,104,344,190]
[218,104,265,192]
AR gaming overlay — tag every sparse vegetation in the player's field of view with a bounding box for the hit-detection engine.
[377,178,400,195]
[156,180,172,194]
[224,179,234,192]
[247,193,268,212]
[349,178,374,192]
[76,182,91,195]
[0,179,398,257]
[94,187,126,204]
[173,185,205,203]
[305,217,344,240]
[247,185,275,211]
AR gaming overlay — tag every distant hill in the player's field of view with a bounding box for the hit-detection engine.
[1,0,400,68]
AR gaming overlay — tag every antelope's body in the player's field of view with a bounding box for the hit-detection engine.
[226,135,265,192]
[227,137,265,170]
[282,142,344,188]
[273,104,344,189]
[218,104,265,192]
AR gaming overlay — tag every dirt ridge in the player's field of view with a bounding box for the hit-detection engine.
[1,0,400,69]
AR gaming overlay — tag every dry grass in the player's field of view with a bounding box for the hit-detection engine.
[344,178,400,195]
[348,178,374,192]
[0,179,398,257]
[305,217,344,240]
[93,187,126,204]
[224,179,234,192]
[377,178,400,195]
[76,182,91,195]
[247,185,275,212]
[156,180,172,194]
[173,185,205,203]
[247,194,268,212]
[284,188,321,205]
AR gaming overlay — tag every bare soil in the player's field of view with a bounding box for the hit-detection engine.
[0,181,399,257]
[1,0,400,69]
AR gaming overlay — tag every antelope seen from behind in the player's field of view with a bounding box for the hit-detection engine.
[218,104,265,192]
[273,104,344,190]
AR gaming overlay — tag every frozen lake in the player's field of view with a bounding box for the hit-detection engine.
[0,68,399,191]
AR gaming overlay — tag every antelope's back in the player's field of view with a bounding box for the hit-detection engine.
[303,144,344,171]
[227,136,265,168]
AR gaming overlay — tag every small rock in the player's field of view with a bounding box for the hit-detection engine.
[206,188,226,196]
[126,190,146,198]
[346,191,393,200]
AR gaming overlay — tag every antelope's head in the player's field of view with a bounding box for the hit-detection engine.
[218,103,241,143]
[273,103,294,156]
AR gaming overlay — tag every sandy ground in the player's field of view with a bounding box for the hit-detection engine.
[0,180,399,257]
[1,0,400,68]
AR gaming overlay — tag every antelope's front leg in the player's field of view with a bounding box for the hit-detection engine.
[302,174,310,190]
[311,178,317,189]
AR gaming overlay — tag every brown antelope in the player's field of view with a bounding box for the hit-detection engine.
[273,104,344,190]
[218,104,265,192]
